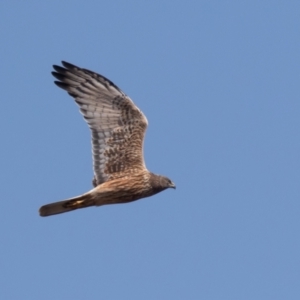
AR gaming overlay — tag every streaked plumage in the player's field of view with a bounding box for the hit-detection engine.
[39,61,175,217]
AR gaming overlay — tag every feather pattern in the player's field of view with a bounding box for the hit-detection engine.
[52,61,148,186]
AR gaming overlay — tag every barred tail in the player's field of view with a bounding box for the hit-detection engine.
[39,193,95,217]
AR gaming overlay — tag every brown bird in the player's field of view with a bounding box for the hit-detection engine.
[39,61,175,217]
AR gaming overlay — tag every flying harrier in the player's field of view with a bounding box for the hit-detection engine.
[39,61,175,217]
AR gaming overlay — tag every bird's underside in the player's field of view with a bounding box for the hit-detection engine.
[39,61,175,217]
[39,172,168,216]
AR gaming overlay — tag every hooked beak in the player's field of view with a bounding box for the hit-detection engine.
[169,182,176,189]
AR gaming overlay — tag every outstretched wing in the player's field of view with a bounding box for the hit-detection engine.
[52,61,148,186]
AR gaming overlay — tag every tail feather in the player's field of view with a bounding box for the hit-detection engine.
[39,193,95,217]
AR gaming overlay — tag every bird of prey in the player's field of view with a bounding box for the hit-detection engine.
[39,61,175,217]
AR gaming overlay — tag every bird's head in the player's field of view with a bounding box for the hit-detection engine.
[159,175,176,190]
[149,173,176,193]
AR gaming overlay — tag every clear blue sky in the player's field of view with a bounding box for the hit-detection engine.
[1,1,299,299]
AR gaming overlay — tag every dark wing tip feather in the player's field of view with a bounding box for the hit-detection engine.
[53,61,123,95]
[52,61,77,79]
[54,81,69,90]
[61,61,76,69]
[52,71,65,81]
[53,65,66,73]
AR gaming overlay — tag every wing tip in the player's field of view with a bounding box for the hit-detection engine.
[54,81,68,89]
[61,61,77,70]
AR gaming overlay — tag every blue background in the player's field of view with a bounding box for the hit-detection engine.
[1,1,300,299]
